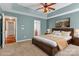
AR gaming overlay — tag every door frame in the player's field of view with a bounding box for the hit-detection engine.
[2,15,17,48]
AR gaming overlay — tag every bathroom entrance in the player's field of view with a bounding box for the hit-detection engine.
[4,16,17,44]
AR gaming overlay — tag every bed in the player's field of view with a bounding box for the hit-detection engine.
[32,28,74,56]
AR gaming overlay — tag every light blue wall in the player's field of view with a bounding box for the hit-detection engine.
[48,12,79,29]
[0,7,2,13]
[47,19,56,29]
[3,11,47,41]
[41,19,47,35]
[47,3,79,29]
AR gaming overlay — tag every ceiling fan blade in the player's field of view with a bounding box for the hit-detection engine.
[48,7,55,10]
[36,7,43,10]
[48,3,56,6]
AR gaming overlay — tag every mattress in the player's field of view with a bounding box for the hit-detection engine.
[34,36,57,47]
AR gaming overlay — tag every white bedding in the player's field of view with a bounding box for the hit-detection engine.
[34,36,72,47]
[62,36,72,41]
[53,35,72,41]
[34,36,57,47]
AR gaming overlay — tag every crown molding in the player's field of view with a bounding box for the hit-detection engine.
[47,3,72,14]
[0,3,74,20]
[3,10,47,19]
[0,4,47,19]
[48,8,79,19]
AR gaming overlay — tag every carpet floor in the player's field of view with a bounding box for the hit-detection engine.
[0,40,48,56]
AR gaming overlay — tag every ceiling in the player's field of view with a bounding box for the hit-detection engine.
[0,3,72,19]
[18,3,72,13]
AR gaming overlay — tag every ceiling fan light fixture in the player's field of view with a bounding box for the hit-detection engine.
[36,3,56,13]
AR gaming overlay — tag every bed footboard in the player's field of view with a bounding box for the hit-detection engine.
[32,38,59,56]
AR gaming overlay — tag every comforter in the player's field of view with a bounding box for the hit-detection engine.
[33,34,69,50]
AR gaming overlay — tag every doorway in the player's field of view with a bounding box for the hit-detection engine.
[34,20,41,36]
[4,16,17,44]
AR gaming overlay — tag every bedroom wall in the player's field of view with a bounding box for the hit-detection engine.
[47,3,79,29]
[0,6,3,15]
[3,11,47,41]
[0,3,47,46]
[47,12,79,29]
[47,19,56,29]
[0,3,47,42]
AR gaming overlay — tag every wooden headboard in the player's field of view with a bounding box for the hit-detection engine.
[52,28,74,44]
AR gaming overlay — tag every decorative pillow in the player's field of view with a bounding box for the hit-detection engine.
[52,31,61,36]
[61,31,71,36]
[45,34,54,39]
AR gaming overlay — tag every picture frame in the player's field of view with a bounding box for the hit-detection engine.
[55,18,70,28]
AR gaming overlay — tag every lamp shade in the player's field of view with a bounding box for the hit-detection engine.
[47,29,51,33]
[74,29,79,37]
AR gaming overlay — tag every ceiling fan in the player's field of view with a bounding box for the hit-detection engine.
[36,3,56,13]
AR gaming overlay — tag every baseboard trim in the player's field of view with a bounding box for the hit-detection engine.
[16,39,32,42]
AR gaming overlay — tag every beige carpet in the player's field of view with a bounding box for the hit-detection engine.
[0,40,48,56]
[55,44,79,56]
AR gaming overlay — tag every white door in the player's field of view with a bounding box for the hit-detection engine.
[34,20,41,36]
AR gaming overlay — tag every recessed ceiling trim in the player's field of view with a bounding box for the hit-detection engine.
[48,8,79,19]
[18,3,72,14]
[3,10,47,19]
[0,3,73,20]
[48,3,72,14]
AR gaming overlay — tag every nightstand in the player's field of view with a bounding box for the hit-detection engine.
[73,37,79,46]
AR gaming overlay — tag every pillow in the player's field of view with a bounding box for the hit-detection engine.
[52,31,61,36]
[61,31,71,36]
[62,36,72,41]
[45,34,53,37]
[45,34,54,39]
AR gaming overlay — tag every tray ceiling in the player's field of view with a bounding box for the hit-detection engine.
[0,3,72,19]
[18,3,72,13]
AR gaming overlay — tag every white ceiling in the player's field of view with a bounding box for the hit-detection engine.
[18,3,72,13]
